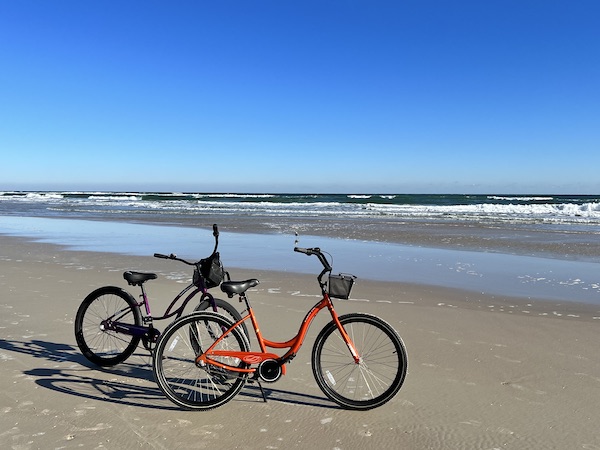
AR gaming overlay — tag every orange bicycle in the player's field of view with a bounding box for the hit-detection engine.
[152,246,408,411]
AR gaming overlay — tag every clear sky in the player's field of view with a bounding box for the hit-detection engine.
[1,1,598,194]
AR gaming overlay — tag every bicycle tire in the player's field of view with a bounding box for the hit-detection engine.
[74,286,142,366]
[312,313,407,410]
[194,296,249,339]
[153,311,250,410]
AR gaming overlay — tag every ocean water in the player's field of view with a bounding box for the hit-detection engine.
[2,191,600,226]
[1,191,600,304]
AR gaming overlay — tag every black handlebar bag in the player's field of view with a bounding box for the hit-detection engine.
[195,252,225,288]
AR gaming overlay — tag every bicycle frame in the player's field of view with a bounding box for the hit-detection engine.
[105,281,210,340]
[139,282,211,322]
[101,224,226,343]
[196,291,360,375]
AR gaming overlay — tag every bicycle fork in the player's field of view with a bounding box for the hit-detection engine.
[327,303,361,364]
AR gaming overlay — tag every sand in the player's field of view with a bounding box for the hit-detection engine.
[1,235,600,449]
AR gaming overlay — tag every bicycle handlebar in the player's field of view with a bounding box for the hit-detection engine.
[294,246,333,276]
[294,246,316,256]
[154,224,220,266]
[153,252,195,265]
[211,224,219,254]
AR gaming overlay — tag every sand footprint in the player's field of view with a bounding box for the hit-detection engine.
[0,352,15,361]
[494,354,522,363]
[358,427,373,437]
[459,419,482,427]
[575,372,600,383]
[501,381,546,395]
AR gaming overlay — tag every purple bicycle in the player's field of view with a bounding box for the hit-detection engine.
[74,224,245,366]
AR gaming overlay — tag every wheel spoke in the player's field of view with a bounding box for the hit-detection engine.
[312,313,407,410]
[74,288,141,366]
[153,312,249,410]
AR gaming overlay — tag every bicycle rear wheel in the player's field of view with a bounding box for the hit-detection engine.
[153,311,250,410]
[312,313,407,410]
[194,296,249,339]
[74,286,142,366]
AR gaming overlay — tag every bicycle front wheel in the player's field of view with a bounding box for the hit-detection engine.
[312,313,407,410]
[74,286,142,366]
[153,311,250,411]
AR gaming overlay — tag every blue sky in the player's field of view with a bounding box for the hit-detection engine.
[1,1,598,194]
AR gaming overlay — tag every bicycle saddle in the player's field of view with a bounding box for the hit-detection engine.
[123,271,158,286]
[220,279,260,296]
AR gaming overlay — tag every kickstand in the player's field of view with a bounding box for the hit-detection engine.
[257,380,268,403]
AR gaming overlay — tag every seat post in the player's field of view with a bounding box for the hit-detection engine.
[139,283,151,316]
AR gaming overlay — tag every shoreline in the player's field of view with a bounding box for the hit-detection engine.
[1,235,599,448]
[2,215,600,305]
[2,233,599,320]
[7,211,600,262]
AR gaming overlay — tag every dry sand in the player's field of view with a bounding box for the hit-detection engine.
[1,235,600,449]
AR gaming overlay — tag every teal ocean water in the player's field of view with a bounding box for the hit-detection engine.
[2,191,600,226]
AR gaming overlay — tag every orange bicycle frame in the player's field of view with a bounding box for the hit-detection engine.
[196,292,360,374]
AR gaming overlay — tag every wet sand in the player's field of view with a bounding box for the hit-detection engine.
[1,235,600,449]
[15,210,600,261]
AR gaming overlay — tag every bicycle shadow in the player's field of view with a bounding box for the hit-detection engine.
[0,338,177,410]
[240,383,336,409]
[25,366,180,410]
[0,338,338,410]
[0,337,83,364]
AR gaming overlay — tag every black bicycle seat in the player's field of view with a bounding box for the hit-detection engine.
[220,279,259,296]
[123,271,158,286]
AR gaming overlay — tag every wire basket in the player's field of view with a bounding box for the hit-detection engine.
[328,273,356,299]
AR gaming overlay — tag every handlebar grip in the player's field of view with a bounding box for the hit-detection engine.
[294,247,320,255]
[154,253,176,259]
